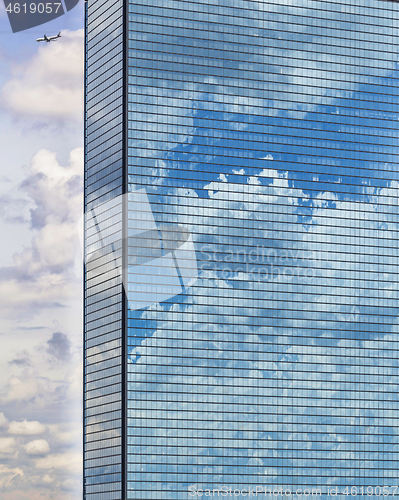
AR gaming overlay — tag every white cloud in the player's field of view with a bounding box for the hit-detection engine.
[35,453,82,474]
[0,370,74,418]
[0,24,83,500]
[0,437,16,454]
[0,147,83,319]
[1,375,39,402]
[8,420,47,435]
[48,424,80,446]
[0,465,23,489]
[0,145,83,472]
[0,30,83,122]
[24,439,50,455]
[22,147,82,231]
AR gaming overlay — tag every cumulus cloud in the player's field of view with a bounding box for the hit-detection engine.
[0,360,82,497]
[22,147,82,229]
[0,147,83,319]
[0,437,16,454]
[0,30,83,122]
[24,439,50,455]
[0,154,83,500]
[0,370,71,416]
[0,465,23,489]
[0,27,83,500]
[1,375,39,403]
[8,420,47,435]
[17,147,82,270]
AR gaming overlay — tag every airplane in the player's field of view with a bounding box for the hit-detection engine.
[36,32,61,43]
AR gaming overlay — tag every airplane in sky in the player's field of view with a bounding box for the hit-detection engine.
[36,32,61,43]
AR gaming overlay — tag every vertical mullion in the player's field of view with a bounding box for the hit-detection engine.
[122,0,128,497]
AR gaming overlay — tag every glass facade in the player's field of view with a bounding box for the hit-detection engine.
[84,0,124,496]
[85,1,399,499]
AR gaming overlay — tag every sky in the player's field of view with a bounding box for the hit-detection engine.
[0,3,84,498]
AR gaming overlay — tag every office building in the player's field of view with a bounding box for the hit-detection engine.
[84,1,399,498]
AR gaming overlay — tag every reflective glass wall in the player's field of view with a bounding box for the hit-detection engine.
[126,0,399,499]
[84,0,125,496]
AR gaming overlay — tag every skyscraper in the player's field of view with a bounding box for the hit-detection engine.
[84,1,399,499]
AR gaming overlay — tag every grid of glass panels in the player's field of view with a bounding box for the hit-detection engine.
[84,0,124,496]
[126,0,399,499]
